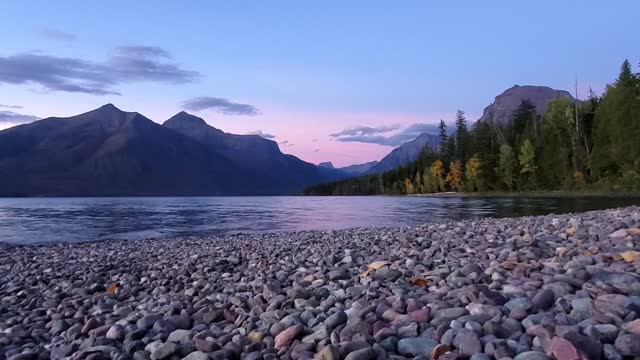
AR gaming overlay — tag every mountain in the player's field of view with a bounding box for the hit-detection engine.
[0,104,246,196]
[163,112,344,194]
[366,133,439,174]
[0,105,343,196]
[318,162,335,169]
[338,161,378,175]
[478,85,575,125]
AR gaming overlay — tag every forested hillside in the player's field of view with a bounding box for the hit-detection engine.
[305,60,640,195]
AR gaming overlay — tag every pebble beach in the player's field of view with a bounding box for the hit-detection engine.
[2,207,640,360]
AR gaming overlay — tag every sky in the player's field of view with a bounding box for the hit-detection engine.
[1,1,638,167]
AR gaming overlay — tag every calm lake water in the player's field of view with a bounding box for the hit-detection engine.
[0,196,639,245]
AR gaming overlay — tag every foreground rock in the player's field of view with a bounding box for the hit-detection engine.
[1,206,640,359]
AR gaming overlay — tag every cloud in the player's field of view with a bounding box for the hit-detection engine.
[111,46,171,59]
[0,47,199,95]
[0,104,23,109]
[329,124,400,138]
[181,97,259,115]
[331,122,441,147]
[0,111,40,124]
[39,28,77,42]
[246,130,276,139]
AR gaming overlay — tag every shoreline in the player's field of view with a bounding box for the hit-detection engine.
[2,207,640,359]
[409,191,640,198]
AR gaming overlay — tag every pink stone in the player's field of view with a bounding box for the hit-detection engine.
[274,324,303,349]
[547,337,588,360]
[410,307,430,323]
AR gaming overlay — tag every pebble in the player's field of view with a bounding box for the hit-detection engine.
[0,206,639,359]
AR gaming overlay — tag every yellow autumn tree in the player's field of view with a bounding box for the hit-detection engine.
[413,172,423,193]
[422,167,434,193]
[404,178,415,194]
[465,156,482,192]
[429,160,446,192]
[446,160,464,192]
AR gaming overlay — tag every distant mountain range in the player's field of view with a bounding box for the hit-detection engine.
[318,161,335,169]
[365,133,439,174]
[0,85,573,196]
[338,161,378,175]
[478,85,575,125]
[0,104,344,196]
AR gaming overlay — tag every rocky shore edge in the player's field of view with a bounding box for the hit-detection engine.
[2,207,640,360]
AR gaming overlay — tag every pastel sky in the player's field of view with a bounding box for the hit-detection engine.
[1,1,638,167]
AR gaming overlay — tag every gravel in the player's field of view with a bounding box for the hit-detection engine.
[1,206,640,359]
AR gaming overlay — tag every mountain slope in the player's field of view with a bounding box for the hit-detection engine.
[478,85,575,125]
[163,112,345,194]
[318,162,335,169]
[338,161,378,175]
[0,104,247,196]
[366,133,439,174]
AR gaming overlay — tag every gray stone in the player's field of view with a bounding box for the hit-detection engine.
[397,338,438,357]
[513,351,550,360]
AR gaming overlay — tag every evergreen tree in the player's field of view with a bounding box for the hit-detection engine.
[455,110,470,162]
[592,59,640,185]
[470,120,500,190]
[507,100,537,149]
[438,120,448,155]
[537,98,574,189]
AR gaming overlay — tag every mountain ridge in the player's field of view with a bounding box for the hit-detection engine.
[365,132,439,174]
[0,105,343,196]
[478,85,575,125]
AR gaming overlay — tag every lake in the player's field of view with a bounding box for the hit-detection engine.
[0,196,639,245]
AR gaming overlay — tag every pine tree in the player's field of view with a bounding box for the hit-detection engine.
[592,59,640,185]
[455,110,470,162]
[618,59,635,86]
[438,120,448,152]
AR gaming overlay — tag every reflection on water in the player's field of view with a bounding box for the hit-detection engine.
[0,196,638,244]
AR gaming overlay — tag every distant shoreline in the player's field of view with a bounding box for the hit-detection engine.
[407,191,640,198]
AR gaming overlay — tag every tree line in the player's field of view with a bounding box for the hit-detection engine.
[305,60,640,195]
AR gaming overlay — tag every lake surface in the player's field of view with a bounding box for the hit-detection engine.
[0,196,639,245]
